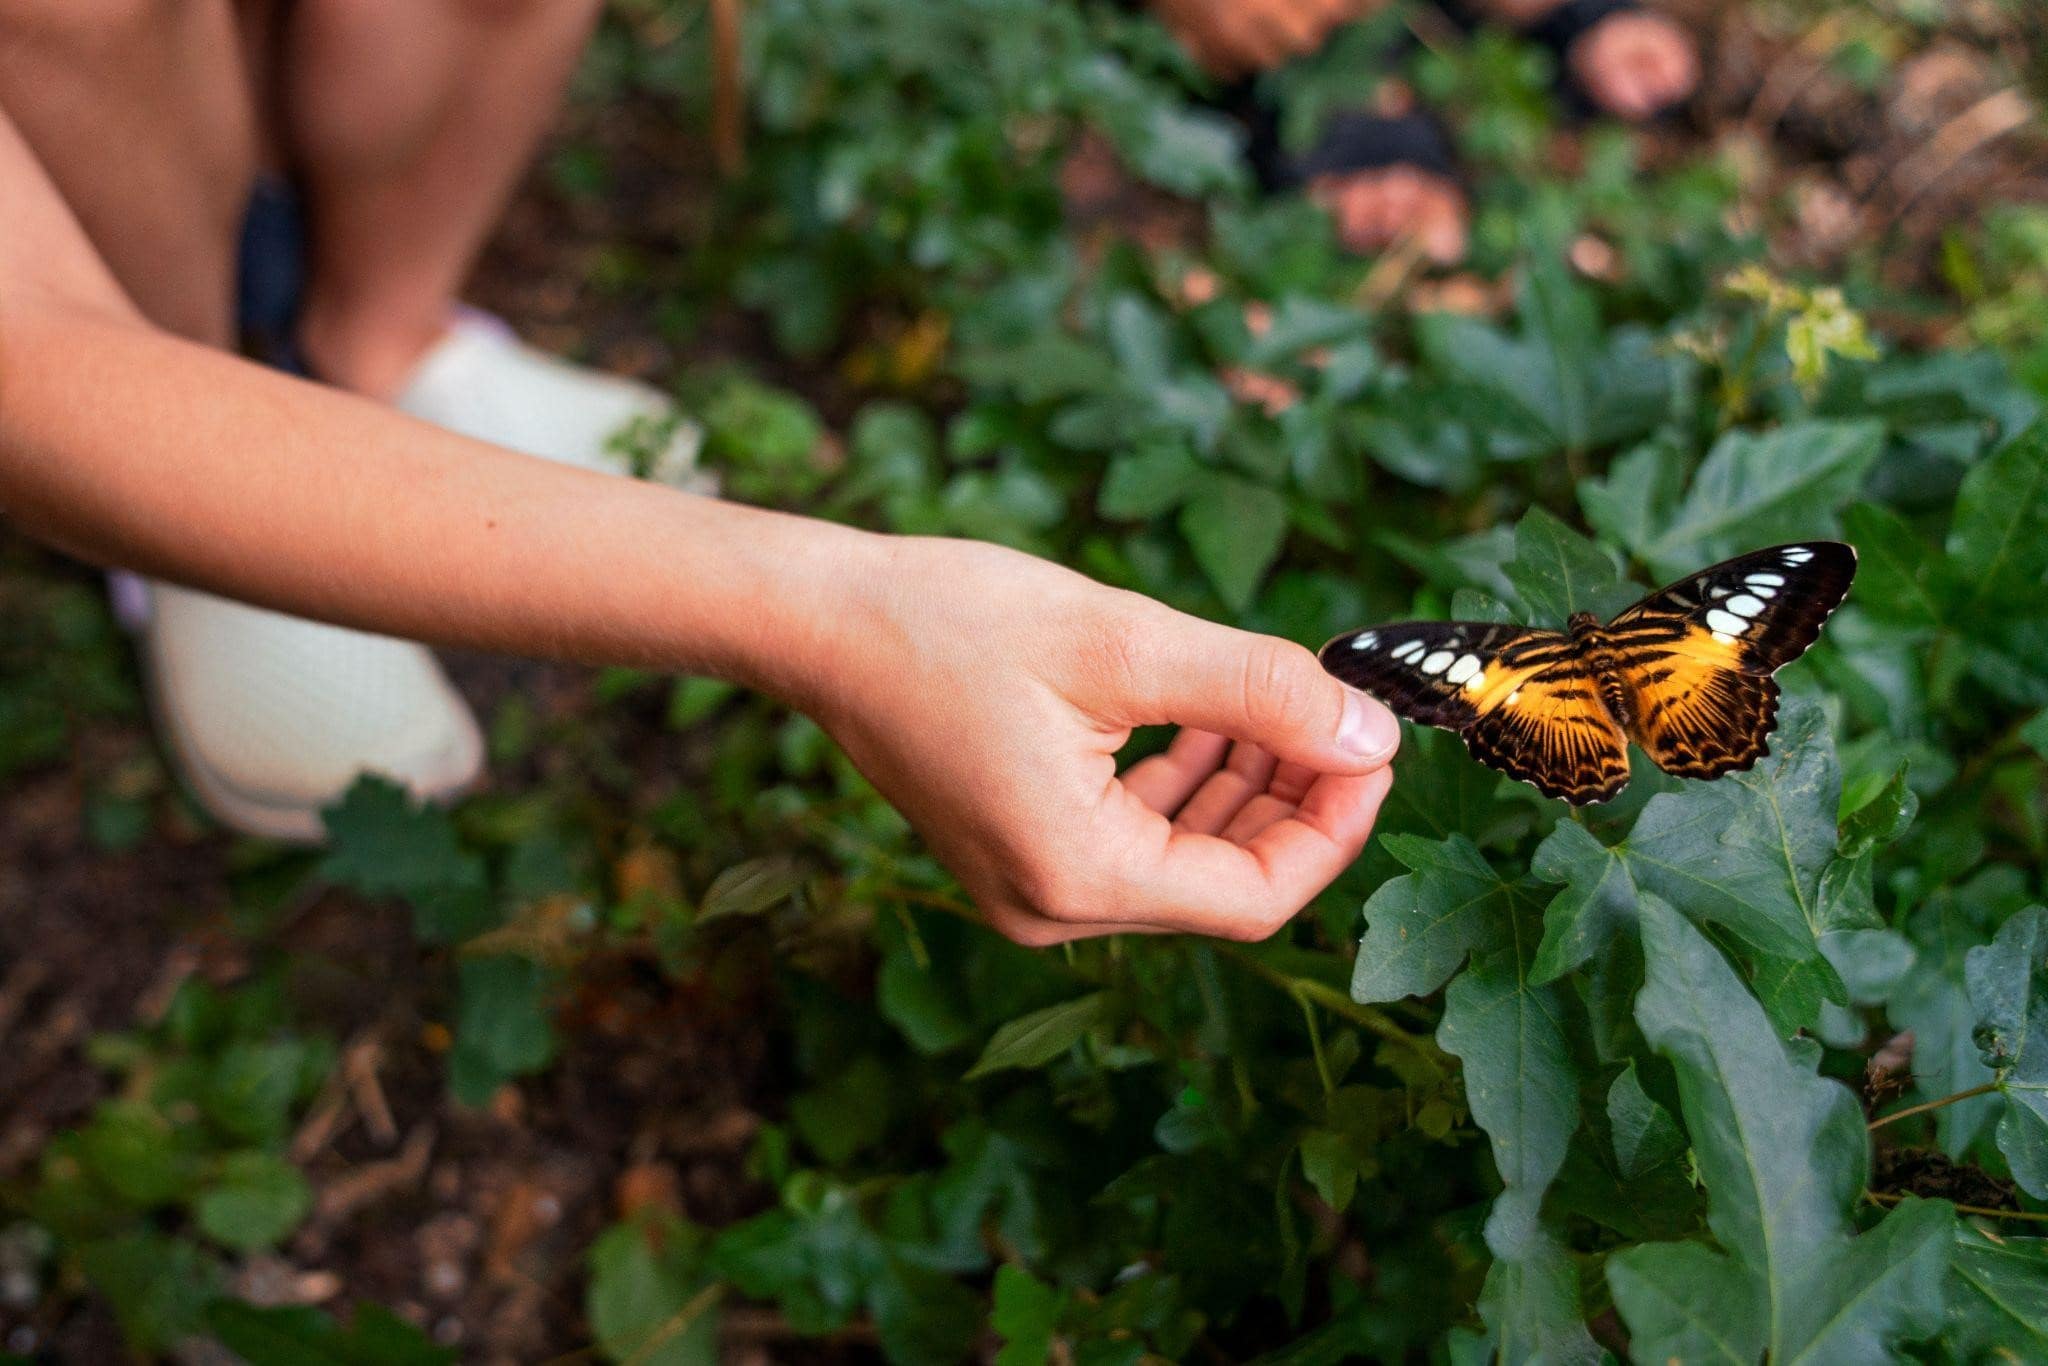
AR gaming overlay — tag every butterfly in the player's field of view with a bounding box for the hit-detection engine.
[1318,542,1857,805]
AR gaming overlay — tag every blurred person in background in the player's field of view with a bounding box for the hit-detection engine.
[1153,0,1699,263]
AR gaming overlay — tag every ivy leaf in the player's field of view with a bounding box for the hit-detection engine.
[1634,419,1884,577]
[1964,905,2048,1196]
[193,1151,312,1253]
[1943,1225,2048,1361]
[1437,908,1598,1363]
[1530,698,1853,1008]
[1352,835,1532,1004]
[1437,929,1578,1253]
[1528,819,1637,984]
[204,1301,455,1366]
[1607,898,1956,1363]
[965,992,1110,1080]
[448,955,557,1106]
[1949,417,2048,607]
[318,778,492,942]
[1180,474,1288,611]
[1499,507,1638,627]
[587,1213,719,1366]
[992,1264,1068,1366]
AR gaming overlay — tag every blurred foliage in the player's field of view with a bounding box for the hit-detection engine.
[6,0,2048,1362]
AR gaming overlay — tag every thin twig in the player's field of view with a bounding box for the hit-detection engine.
[1867,1082,2001,1132]
[1865,1189,2048,1224]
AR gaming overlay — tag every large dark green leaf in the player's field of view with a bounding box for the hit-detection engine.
[1179,474,1288,611]
[1352,835,1535,1003]
[1530,699,1859,1012]
[1631,419,1884,577]
[1499,507,1639,627]
[1943,1225,2048,1361]
[1437,907,1598,1363]
[1608,898,1955,1363]
[1949,417,2048,608]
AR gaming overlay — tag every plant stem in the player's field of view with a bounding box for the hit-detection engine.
[1213,944,1444,1075]
[1864,1189,2048,1224]
[1867,1082,2001,1131]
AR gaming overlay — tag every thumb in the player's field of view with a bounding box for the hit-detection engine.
[1122,619,1401,773]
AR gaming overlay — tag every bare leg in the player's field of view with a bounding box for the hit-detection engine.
[0,0,258,347]
[283,0,606,399]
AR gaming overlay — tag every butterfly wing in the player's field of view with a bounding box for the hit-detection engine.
[1320,621,1632,804]
[1604,542,1856,780]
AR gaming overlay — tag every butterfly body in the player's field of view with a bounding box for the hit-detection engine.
[1320,542,1856,805]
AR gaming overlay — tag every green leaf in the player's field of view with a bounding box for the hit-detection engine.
[1473,1226,1601,1366]
[318,776,486,909]
[1499,507,1638,627]
[992,1263,1068,1366]
[1943,1225,2048,1361]
[1964,905,2048,1197]
[77,1231,220,1351]
[448,955,557,1106]
[203,1040,313,1145]
[76,1101,200,1208]
[1437,932,1578,1253]
[697,856,804,922]
[2023,709,2048,760]
[587,1213,720,1366]
[1840,503,1947,628]
[1438,908,1597,1363]
[790,1055,892,1166]
[206,1301,455,1366]
[1635,419,1884,576]
[1531,698,1855,1003]
[1352,834,1531,1004]
[1179,475,1288,611]
[1949,417,2048,606]
[1608,898,1956,1364]
[965,991,1110,1080]
[1098,440,1200,520]
[193,1151,311,1252]
[1296,1129,1359,1213]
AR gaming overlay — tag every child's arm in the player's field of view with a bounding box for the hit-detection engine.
[0,111,1398,944]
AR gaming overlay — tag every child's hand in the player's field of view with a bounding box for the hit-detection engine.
[1151,0,1366,78]
[793,537,1399,944]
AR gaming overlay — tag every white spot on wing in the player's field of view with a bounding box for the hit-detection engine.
[1749,583,1777,599]
[1444,653,1482,685]
[1705,608,1749,636]
[1783,547,1813,564]
[1351,631,1377,651]
[1726,593,1766,617]
[1747,572,1785,587]
[1709,584,1729,597]
[1391,639,1425,662]
[1712,631,1737,645]
[1420,650,1454,675]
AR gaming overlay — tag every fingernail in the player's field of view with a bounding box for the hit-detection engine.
[1337,688,1400,761]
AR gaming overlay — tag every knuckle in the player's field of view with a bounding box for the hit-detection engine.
[1240,637,1316,728]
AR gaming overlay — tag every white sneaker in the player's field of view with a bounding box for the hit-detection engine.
[394,309,706,485]
[139,311,702,843]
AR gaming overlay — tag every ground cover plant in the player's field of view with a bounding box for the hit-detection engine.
[3,0,2047,1361]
